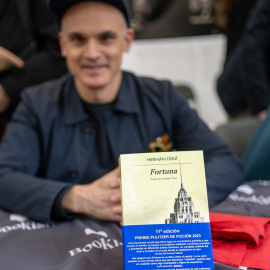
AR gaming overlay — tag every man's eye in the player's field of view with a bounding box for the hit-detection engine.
[101,34,115,42]
[70,36,84,43]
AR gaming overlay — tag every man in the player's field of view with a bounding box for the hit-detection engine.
[0,0,243,224]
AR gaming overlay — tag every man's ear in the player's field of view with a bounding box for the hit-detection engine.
[123,28,135,53]
[58,32,67,57]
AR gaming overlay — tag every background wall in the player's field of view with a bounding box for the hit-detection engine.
[122,34,228,130]
[125,0,219,39]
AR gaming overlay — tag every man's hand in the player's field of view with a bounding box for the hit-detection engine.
[0,84,10,113]
[62,167,122,223]
[0,46,24,72]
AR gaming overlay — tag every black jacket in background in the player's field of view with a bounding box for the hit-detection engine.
[224,0,257,60]
[217,0,270,116]
[0,0,67,121]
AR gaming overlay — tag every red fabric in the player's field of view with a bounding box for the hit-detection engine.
[241,223,270,269]
[210,212,270,270]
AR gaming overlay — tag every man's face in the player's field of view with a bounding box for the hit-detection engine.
[59,2,134,102]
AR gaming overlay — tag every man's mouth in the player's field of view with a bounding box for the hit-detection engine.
[82,64,107,73]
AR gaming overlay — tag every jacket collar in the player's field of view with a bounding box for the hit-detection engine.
[63,74,88,125]
[114,71,140,114]
[63,71,140,125]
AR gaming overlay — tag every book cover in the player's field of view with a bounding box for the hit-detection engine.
[119,151,214,270]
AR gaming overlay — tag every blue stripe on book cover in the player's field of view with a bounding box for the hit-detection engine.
[122,223,214,270]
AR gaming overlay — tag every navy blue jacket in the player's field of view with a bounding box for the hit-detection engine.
[0,72,243,223]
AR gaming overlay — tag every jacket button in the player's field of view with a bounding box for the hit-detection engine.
[68,170,78,179]
[82,125,91,134]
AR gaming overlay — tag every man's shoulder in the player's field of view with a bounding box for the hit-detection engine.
[123,71,172,87]
[122,71,182,111]
[122,71,174,97]
[22,73,72,102]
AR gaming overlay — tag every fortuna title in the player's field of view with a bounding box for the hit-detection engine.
[150,169,177,175]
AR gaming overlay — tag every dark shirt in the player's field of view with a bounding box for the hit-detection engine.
[82,100,117,180]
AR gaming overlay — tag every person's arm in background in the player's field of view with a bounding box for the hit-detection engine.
[0,46,24,72]
[238,0,270,116]
[0,0,67,120]
[0,47,25,112]
[216,0,270,118]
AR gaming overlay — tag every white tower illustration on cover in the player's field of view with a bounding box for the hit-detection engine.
[165,161,204,224]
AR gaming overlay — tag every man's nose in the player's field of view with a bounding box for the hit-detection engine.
[84,40,100,59]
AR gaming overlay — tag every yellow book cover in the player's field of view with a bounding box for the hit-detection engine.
[119,151,214,270]
[120,151,209,226]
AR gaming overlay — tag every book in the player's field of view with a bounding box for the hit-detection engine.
[119,151,214,270]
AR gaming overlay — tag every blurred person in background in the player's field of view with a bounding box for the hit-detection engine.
[0,0,67,138]
[216,0,269,119]
[215,0,257,62]
[214,0,269,157]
